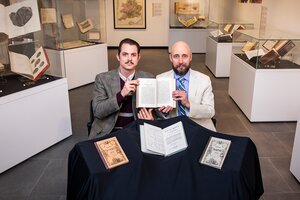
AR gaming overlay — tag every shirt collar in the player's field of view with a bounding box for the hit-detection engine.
[174,69,190,81]
[119,68,135,82]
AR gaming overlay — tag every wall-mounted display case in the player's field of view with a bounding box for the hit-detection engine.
[232,29,300,69]
[169,0,212,29]
[228,29,300,122]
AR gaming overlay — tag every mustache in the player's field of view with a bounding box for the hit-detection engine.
[125,61,134,64]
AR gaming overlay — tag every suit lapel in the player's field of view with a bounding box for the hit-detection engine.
[188,70,197,99]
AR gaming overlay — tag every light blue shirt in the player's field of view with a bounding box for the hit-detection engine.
[174,70,190,115]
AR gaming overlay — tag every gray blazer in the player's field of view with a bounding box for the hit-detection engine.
[89,68,154,138]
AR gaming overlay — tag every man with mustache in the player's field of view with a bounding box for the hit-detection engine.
[138,41,216,131]
[89,38,154,138]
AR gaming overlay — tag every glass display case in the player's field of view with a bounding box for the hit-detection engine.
[209,21,254,43]
[232,29,300,69]
[0,0,72,173]
[169,0,213,29]
[0,0,67,97]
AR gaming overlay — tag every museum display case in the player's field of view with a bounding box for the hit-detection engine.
[0,0,72,173]
[228,29,300,121]
[169,0,212,29]
[205,21,254,77]
[39,0,108,89]
[209,21,254,43]
[232,29,300,69]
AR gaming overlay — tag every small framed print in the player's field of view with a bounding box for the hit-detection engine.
[113,0,146,29]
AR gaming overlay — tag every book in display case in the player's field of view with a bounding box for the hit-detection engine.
[205,21,254,77]
[232,29,300,69]
[228,29,300,122]
[0,0,72,173]
[168,0,216,53]
[209,21,254,43]
[169,0,213,29]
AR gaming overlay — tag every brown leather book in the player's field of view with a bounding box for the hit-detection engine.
[259,49,280,65]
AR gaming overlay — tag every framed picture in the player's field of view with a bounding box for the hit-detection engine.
[113,0,146,29]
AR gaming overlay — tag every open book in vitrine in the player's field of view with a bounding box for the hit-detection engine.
[169,0,212,29]
[209,21,254,43]
[232,29,300,69]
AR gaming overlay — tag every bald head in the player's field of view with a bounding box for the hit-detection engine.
[169,41,192,76]
[171,41,191,54]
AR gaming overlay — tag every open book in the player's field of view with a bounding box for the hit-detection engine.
[199,137,231,169]
[140,121,188,156]
[259,40,295,65]
[9,46,50,81]
[94,136,129,169]
[136,78,176,108]
[0,0,41,38]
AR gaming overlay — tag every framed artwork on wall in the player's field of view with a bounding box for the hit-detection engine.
[113,0,146,29]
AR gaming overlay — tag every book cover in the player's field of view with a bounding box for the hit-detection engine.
[94,136,129,169]
[9,46,50,81]
[262,40,278,51]
[136,77,176,108]
[241,41,257,52]
[275,40,295,57]
[259,49,280,65]
[40,8,57,24]
[62,14,74,29]
[200,137,231,169]
[0,0,41,38]
[77,18,94,33]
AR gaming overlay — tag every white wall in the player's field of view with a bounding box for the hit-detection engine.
[262,0,300,35]
[105,0,169,46]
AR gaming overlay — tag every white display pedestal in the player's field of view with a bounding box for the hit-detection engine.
[0,78,72,173]
[168,29,211,53]
[228,54,300,122]
[290,112,300,181]
[205,36,243,77]
[46,43,108,89]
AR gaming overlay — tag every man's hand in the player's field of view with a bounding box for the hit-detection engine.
[121,80,139,97]
[137,108,154,120]
[173,90,190,108]
[158,106,174,114]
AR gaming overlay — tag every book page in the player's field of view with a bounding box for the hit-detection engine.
[40,8,57,24]
[0,4,8,35]
[9,51,32,76]
[163,121,187,156]
[6,0,41,38]
[136,78,157,108]
[245,48,265,60]
[140,125,162,155]
[144,123,165,155]
[262,40,278,51]
[210,30,223,37]
[157,77,176,107]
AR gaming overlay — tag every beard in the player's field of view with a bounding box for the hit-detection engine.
[172,63,191,76]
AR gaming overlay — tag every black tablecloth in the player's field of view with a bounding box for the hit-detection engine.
[67,116,264,200]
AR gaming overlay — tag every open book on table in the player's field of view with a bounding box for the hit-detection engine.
[9,46,50,81]
[140,121,188,156]
[136,77,176,108]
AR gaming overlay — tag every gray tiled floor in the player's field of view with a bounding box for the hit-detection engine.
[0,48,299,200]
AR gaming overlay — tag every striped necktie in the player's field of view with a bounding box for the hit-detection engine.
[178,77,186,115]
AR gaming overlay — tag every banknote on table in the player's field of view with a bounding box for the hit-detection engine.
[94,136,129,169]
[199,137,231,169]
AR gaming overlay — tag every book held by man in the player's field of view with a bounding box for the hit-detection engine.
[199,137,231,169]
[140,121,188,156]
[94,136,129,169]
[136,77,176,108]
[9,46,50,81]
